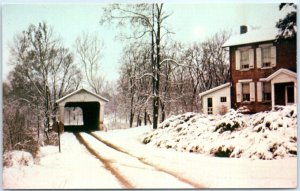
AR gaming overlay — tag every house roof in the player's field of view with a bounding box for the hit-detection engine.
[222,27,278,47]
[265,68,297,81]
[199,83,231,98]
[56,88,109,104]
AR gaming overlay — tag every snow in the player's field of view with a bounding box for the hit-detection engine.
[3,133,123,189]
[3,151,34,167]
[64,107,83,125]
[94,125,297,188]
[3,106,297,188]
[222,27,278,47]
[142,105,297,160]
[80,132,191,188]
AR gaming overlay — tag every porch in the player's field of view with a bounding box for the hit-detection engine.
[265,69,297,109]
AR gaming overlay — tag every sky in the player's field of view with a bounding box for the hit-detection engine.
[1,1,291,82]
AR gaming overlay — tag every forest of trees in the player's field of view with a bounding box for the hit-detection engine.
[3,3,294,157]
[100,4,230,128]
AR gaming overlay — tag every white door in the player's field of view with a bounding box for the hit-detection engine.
[207,98,213,114]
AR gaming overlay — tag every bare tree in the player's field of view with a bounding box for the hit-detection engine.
[118,43,152,127]
[75,32,105,94]
[8,22,82,144]
[101,3,173,129]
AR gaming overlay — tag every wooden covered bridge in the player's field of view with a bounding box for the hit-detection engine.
[56,88,109,132]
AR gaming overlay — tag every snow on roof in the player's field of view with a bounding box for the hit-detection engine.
[199,83,230,98]
[56,88,109,103]
[222,27,279,47]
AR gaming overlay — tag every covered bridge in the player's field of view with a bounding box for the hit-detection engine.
[56,88,109,132]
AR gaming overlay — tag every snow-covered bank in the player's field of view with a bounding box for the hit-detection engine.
[95,126,297,188]
[142,105,297,160]
[3,133,122,189]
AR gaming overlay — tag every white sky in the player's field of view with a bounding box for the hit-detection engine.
[1,1,291,82]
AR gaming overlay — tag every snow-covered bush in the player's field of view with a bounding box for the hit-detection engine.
[142,105,297,160]
[3,151,34,167]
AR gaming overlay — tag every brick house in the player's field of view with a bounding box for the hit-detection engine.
[223,26,297,113]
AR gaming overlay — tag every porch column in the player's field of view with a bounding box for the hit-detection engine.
[98,102,103,130]
[271,81,275,109]
[294,80,297,104]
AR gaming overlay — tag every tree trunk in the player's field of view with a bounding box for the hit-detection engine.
[136,111,140,127]
[147,114,152,125]
[129,110,134,128]
[144,110,147,125]
[37,114,40,142]
[151,4,158,130]
[161,100,165,122]
[152,4,162,130]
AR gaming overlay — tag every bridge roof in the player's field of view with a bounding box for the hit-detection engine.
[56,88,109,104]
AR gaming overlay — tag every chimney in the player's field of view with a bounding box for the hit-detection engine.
[240,25,247,34]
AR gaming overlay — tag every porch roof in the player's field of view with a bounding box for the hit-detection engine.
[265,69,297,81]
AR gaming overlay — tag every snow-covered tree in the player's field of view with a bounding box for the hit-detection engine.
[7,22,82,145]
[276,3,297,41]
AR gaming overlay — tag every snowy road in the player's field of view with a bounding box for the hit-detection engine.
[3,126,297,189]
[75,132,199,188]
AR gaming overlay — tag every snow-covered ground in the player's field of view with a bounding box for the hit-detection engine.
[142,105,297,160]
[2,106,297,188]
[95,125,297,188]
[3,133,123,189]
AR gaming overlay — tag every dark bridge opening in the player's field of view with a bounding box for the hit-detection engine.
[64,102,100,132]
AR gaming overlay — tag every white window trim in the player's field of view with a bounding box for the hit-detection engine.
[259,78,268,82]
[270,46,276,67]
[257,82,262,102]
[257,44,276,69]
[240,68,251,71]
[237,79,255,103]
[238,79,253,83]
[249,82,255,102]
[259,43,273,48]
[238,46,252,51]
[237,47,254,71]
[259,82,272,103]
[260,66,273,70]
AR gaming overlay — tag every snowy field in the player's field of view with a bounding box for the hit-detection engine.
[2,106,298,189]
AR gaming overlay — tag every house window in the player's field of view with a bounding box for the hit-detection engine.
[262,46,271,68]
[242,83,250,101]
[220,97,227,102]
[240,50,249,69]
[263,82,271,101]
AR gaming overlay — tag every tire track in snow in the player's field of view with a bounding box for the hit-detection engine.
[73,133,134,189]
[89,132,205,188]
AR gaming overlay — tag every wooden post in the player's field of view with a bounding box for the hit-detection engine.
[53,121,62,153]
[58,127,61,153]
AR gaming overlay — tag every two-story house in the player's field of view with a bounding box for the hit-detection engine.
[200,26,296,114]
